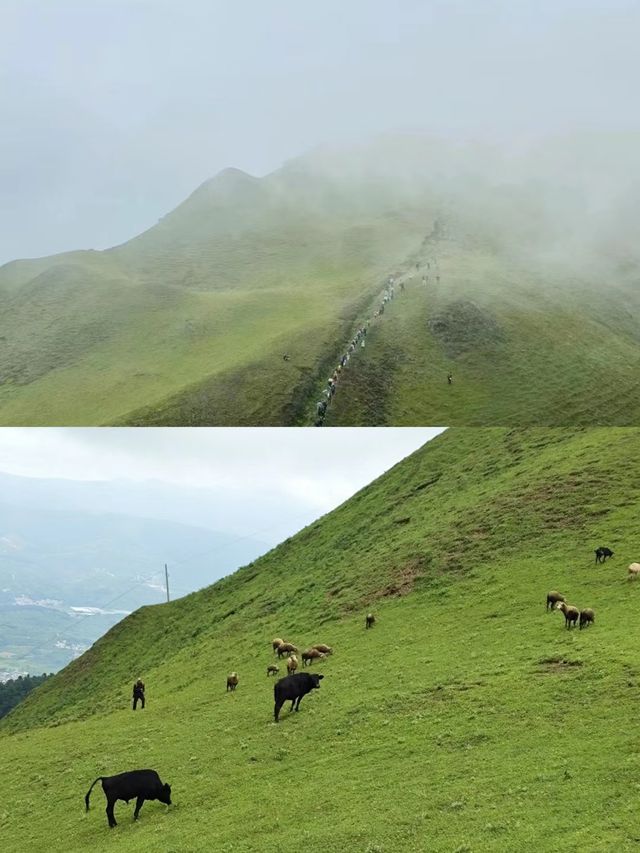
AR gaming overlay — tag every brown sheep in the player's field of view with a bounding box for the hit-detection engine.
[267,665,279,676]
[272,637,285,653]
[286,655,298,675]
[301,648,326,667]
[365,613,375,629]
[546,591,565,611]
[628,563,640,580]
[579,608,595,630]
[277,642,298,658]
[556,601,579,629]
[312,644,333,655]
[226,672,239,691]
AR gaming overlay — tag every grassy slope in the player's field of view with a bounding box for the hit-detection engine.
[3,162,640,427]
[0,170,430,426]
[325,233,640,426]
[2,428,640,851]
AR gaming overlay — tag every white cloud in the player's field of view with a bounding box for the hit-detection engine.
[2,0,638,262]
[0,427,444,527]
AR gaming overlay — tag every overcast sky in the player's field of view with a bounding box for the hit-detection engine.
[0,428,444,542]
[1,0,637,264]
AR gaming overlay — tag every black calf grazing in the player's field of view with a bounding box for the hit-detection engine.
[595,547,614,564]
[85,769,171,828]
[273,672,324,722]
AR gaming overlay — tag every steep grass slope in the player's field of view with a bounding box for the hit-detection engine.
[322,227,640,426]
[2,428,640,851]
[0,167,430,426]
[2,138,640,426]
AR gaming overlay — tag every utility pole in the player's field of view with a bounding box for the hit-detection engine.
[164,563,170,603]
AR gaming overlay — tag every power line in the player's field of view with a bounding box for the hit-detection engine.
[4,507,321,668]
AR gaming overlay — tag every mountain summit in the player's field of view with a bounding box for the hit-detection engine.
[1,136,639,427]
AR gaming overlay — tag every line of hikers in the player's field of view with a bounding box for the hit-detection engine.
[314,274,405,426]
[315,323,369,425]
[420,259,441,286]
[312,257,450,425]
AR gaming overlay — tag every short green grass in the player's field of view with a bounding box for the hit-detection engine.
[0,174,429,426]
[2,166,640,426]
[325,240,640,426]
[2,428,640,851]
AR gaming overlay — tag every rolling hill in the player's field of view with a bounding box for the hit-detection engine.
[2,134,639,426]
[0,158,432,426]
[1,427,640,851]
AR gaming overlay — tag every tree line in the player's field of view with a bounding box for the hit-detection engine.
[0,673,53,719]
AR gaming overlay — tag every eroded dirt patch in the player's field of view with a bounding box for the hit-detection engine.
[427,299,505,358]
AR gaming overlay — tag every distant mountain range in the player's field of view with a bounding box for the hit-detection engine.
[0,473,271,676]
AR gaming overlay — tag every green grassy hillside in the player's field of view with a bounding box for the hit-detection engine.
[321,227,640,426]
[2,142,640,426]
[0,167,430,426]
[2,428,640,851]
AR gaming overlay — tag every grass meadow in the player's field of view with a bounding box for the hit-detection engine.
[2,428,640,851]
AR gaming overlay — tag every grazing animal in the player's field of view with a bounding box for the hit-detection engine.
[595,547,614,564]
[365,613,375,629]
[272,637,285,654]
[301,648,326,666]
[85,769,171,828]
[286,655,298,675]
[546,591,566,611]
[267,665,279,676]
[226,672,239,691]
[274,672,324,722]
[311,644,333,655]
[579,608,595,629]
[556,601,579,628]
[277,642,298,658]
[628,563,640,579]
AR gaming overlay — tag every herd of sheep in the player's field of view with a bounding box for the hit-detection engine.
[90,547,640,830]
[546,551,639,631]
[226,552,639,691]
[224,548,638,706]
[549,595,595,629]
[225,549,639,692]
[224,613,376,692]
[229,548,635,694]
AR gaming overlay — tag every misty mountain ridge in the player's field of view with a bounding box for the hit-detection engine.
[1,132,639,426]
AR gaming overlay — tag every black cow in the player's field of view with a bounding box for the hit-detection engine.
[85,769,172,828]
[595,547,614,564]
[273,672,324,722]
